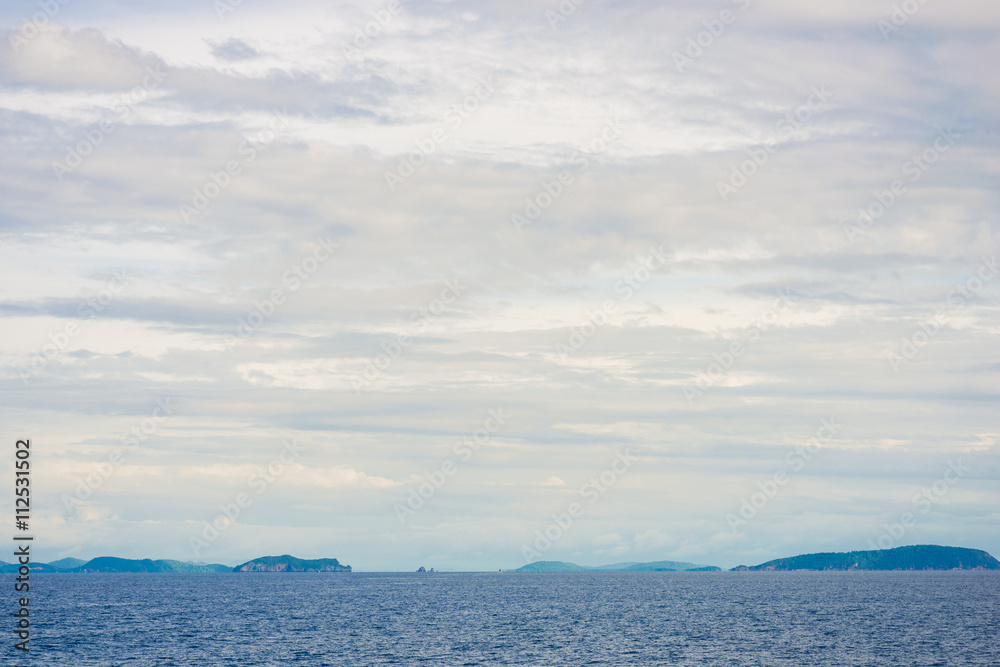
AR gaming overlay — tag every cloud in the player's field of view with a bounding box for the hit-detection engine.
[1,24,163,88]
[209,38,261,62]
[0,2,998,570]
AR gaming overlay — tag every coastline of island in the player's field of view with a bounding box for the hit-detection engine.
[4,545,999,574]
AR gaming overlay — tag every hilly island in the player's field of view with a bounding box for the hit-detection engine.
[3,545,998,573]
[513,559,722,572]
[1,554,350,574]
[512,546,998,573]
[731,545,1000,571]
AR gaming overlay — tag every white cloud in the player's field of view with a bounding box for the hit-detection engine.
[0,0,998,571]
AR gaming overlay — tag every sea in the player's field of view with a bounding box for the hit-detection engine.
[4,570,999,665]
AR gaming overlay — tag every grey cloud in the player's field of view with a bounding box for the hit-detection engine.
[209,38,261,62]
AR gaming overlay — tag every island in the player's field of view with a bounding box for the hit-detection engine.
[7,545,998,574]
[513,559,721,572]
[234,555,351,572]
[69,557,232,573]
[1,554,351,573]
[732,545,1000,571]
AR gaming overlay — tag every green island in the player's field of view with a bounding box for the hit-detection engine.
[4,545,999,573]
[1,554,350,573]
[513,546,1000,573]
[233,555,351,572]
[731,545,1000,571]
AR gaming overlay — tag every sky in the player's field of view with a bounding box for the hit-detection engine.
[1,0,998,572]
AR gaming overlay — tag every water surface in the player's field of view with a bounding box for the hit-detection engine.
[5,571,998,665]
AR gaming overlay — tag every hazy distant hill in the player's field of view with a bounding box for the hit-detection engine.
[233,555,351,572]
[514,559,719,572]
[515,561,590,572]
[1,557,87,573]
[70,557,232,573]
[1,560,76,573]
[733,545,1000,571]
[47,557,87,570]
[1,554,351,573]
[622,561,722,572]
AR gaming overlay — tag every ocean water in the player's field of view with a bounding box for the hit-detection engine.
[4,571,999,665]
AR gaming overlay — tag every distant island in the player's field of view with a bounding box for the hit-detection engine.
[1,554,350,574]
[732,545,1000,571]
[234,555,350,572]
[59,557,233,573]
[513,560,721,573]
[6,545,998,574]
[510,546,1000,573]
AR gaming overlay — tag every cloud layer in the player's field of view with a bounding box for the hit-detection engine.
[1,0,998,570]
